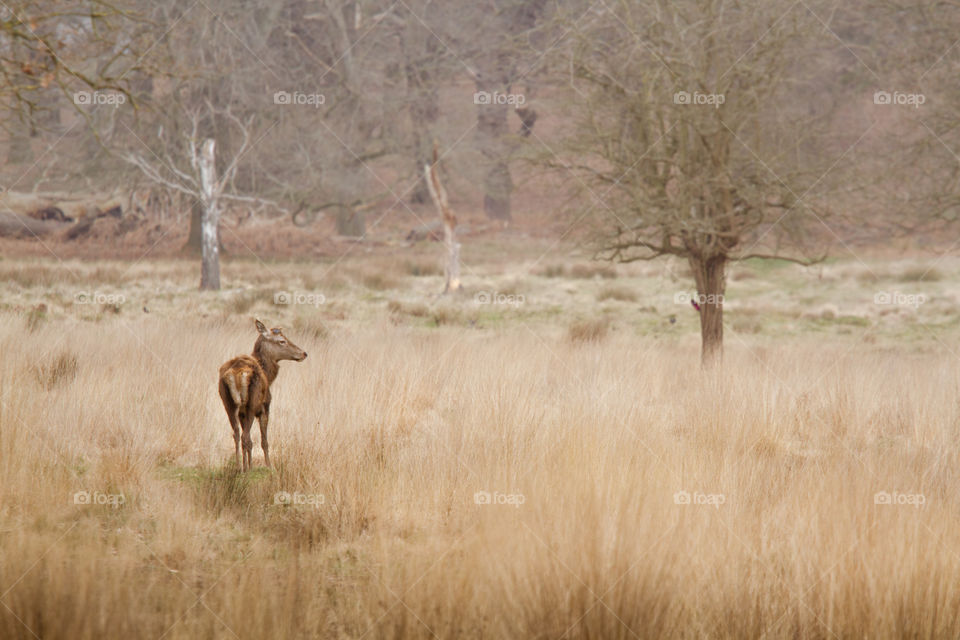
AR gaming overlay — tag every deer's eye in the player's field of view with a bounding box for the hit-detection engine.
[278,339,287,345]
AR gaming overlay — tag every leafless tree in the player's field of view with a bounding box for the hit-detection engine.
[550,0,864,366]
[122,105,259,289]
[425,141,460,293]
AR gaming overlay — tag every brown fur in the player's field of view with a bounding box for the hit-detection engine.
[218,319,307,471]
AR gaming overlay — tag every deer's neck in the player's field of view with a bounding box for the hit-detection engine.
[252,342,280,384]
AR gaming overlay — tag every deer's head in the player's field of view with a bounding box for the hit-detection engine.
[254,319,307,362]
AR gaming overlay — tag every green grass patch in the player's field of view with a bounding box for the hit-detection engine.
[163,464,274,516]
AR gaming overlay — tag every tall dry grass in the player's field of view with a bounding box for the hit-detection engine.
[1,314,959,638]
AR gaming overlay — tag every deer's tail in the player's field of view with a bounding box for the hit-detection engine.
[223,369,251,410]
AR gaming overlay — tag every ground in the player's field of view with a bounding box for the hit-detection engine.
[1,239,959,639]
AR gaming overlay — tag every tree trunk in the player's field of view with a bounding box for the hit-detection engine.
[183,199,224,255]
[474,70,513,222]
[442,216,461,293]
[690,254,726,368]
[425,148,461,294]
[335,206,365,237]
[199,138,221,291]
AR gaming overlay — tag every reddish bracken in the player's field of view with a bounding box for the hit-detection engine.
[218,319,307,471]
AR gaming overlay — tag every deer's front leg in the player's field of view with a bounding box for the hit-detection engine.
[258,403,271,468]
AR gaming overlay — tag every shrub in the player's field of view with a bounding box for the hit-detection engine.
[35,350,79,390]
[568,318,610,343]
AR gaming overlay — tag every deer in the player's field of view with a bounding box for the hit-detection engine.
[219,319,307,471]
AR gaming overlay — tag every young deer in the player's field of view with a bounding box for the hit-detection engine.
[219,319,307,471]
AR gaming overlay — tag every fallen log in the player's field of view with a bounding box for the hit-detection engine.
[0,190,130,240]
[0,211,69,237]
[0,190,124,222]
[28,206,73,223]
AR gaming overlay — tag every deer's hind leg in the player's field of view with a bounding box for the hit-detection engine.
[239,410,255,472]
[241,374,266,471]
[219,379,241,469]
[258,402,271,468]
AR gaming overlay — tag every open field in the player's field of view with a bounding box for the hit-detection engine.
[5,1,960,637]
[2,248,960,639]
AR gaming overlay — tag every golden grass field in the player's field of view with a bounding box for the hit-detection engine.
[2,243,960,638]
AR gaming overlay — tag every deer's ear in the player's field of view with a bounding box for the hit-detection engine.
[255,319,268,335]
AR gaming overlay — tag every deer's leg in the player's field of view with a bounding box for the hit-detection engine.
[240,410,254,472]
[258,403,270,468]
[233,421,241,469]
[219,380,241,469]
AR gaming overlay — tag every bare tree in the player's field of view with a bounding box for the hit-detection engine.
[552,0,860,366]
[425,141,460,293]
[122,106,256,290]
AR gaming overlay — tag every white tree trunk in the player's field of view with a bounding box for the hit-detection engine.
[443,217,460,293]
[425,148,461,294]
[199,138,221,290]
